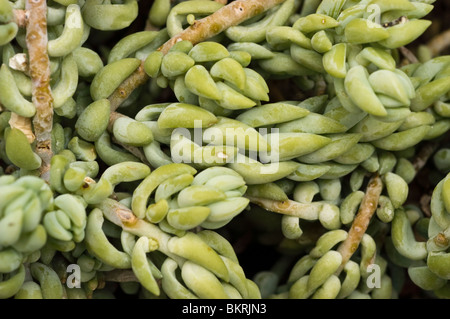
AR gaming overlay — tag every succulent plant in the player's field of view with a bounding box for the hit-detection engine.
[0,0,449,300]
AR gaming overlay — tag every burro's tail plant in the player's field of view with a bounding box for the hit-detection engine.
[0,0,449,299]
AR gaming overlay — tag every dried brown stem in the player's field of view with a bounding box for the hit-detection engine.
[336,174,383,274]
[8,113,35,143]
[412,141,439,174]
[427,29,450,57]
[26,0,53,181]
[107,0,286,109]
[108,63,149,112]
[158,0,286,54]
[13,9,27,28]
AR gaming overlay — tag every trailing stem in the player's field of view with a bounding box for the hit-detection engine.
[336,174,383,274]
[157,0,286,54]
[26,0,53,181]
[97,199,185,265]
[107,0,287,109]
[247,196,322,221]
